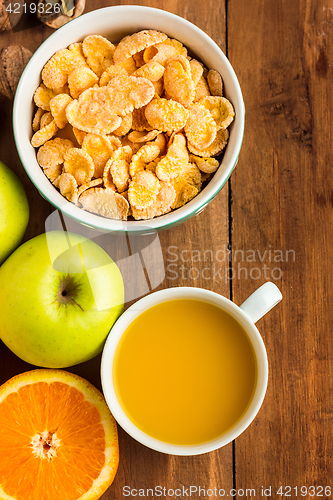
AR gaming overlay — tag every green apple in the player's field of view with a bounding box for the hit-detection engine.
[0,231,124,368]
[0,160,29,265]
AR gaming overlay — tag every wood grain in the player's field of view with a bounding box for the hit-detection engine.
[1,0,331,497]
[228,0,333,495]
[94,2,232,497]
[0,1,234,499]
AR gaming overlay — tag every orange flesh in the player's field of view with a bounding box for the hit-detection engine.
[0,382,106,500]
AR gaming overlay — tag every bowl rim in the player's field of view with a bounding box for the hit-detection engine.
[13,5,245,233]
[101,287,268,455]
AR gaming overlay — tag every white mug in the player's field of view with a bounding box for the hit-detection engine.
[101,282,282,455]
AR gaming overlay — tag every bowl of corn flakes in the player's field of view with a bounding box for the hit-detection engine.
[13,5,245,232]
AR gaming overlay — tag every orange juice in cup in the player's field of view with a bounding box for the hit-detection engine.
[102,283,282,455]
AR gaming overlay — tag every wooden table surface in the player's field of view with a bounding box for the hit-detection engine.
[0,0,332,498]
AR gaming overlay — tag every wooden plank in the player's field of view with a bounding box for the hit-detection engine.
[0,11,52,377]
[0,0,235,498]
[0,17,51,243]
[228,0,333,494]
[89,2,232,498]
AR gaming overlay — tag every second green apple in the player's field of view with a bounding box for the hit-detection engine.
[0,230,124,368]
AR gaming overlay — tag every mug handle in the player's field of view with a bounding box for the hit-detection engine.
[240,282,282,323]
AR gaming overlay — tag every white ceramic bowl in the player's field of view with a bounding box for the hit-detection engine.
[13,5,245,232]
[101,286,272,456]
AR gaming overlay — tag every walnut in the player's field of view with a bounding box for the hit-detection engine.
[37,0,85,29]
[0,0,24,32]
[0,46,32,100]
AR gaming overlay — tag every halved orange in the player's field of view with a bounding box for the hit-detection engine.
[0,370,119,500]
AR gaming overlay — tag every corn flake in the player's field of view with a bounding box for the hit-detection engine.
[194,75,211,102]
[118,190,132,217]
[42,49,83,89]
[102,162,116,191]
[170,163,202,209]
[132,181,176,220]
[153,78,163,97]
[164,55,195,108]
[77,178,103,198]
[40,112,53,129]
[189,154,220,173]
[128,170,160,209]
[113,113,133,137]
[58,173,78,203]
[68,42,87,65]
[32,108,45,132]
[79,188,129,220]
[65,88,122,135]
[37,137,74,170]
[128,129,161,143]
[34,84,56,111]
[120,135,142,155]
[129,143,160,177]
[63,147,95,185]
[82,134,114,178]
[82,35,115,77]
[99,65,128,87]
[187,128,229,157]
[207,69,223,96]
[31,120,58,148]
[190,59,204,87]
[54,85,71,95]
[145,157,160,174]
[132,61,165,82]
[185,102,217,149]
[119,56,137,75]
[143,43,176,66]
[183,162,202,190]
[152,133,167,155]
[171,179,198,209]
[73,127,87,145]
[163,38,188,57]
[67,76,154,133]
[145,98,189,133]
[112,76,154,112]
[113,30,168,65]
[44,164,63,183]
[155,134,189,181]
[68,66,99,99]
[106,145,132,192]
[200,96,234,130]
[49,93,73,129]
[168,133,189,161]
[107,135,122,150]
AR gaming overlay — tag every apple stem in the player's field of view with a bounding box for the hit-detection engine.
[57,275,84,311]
